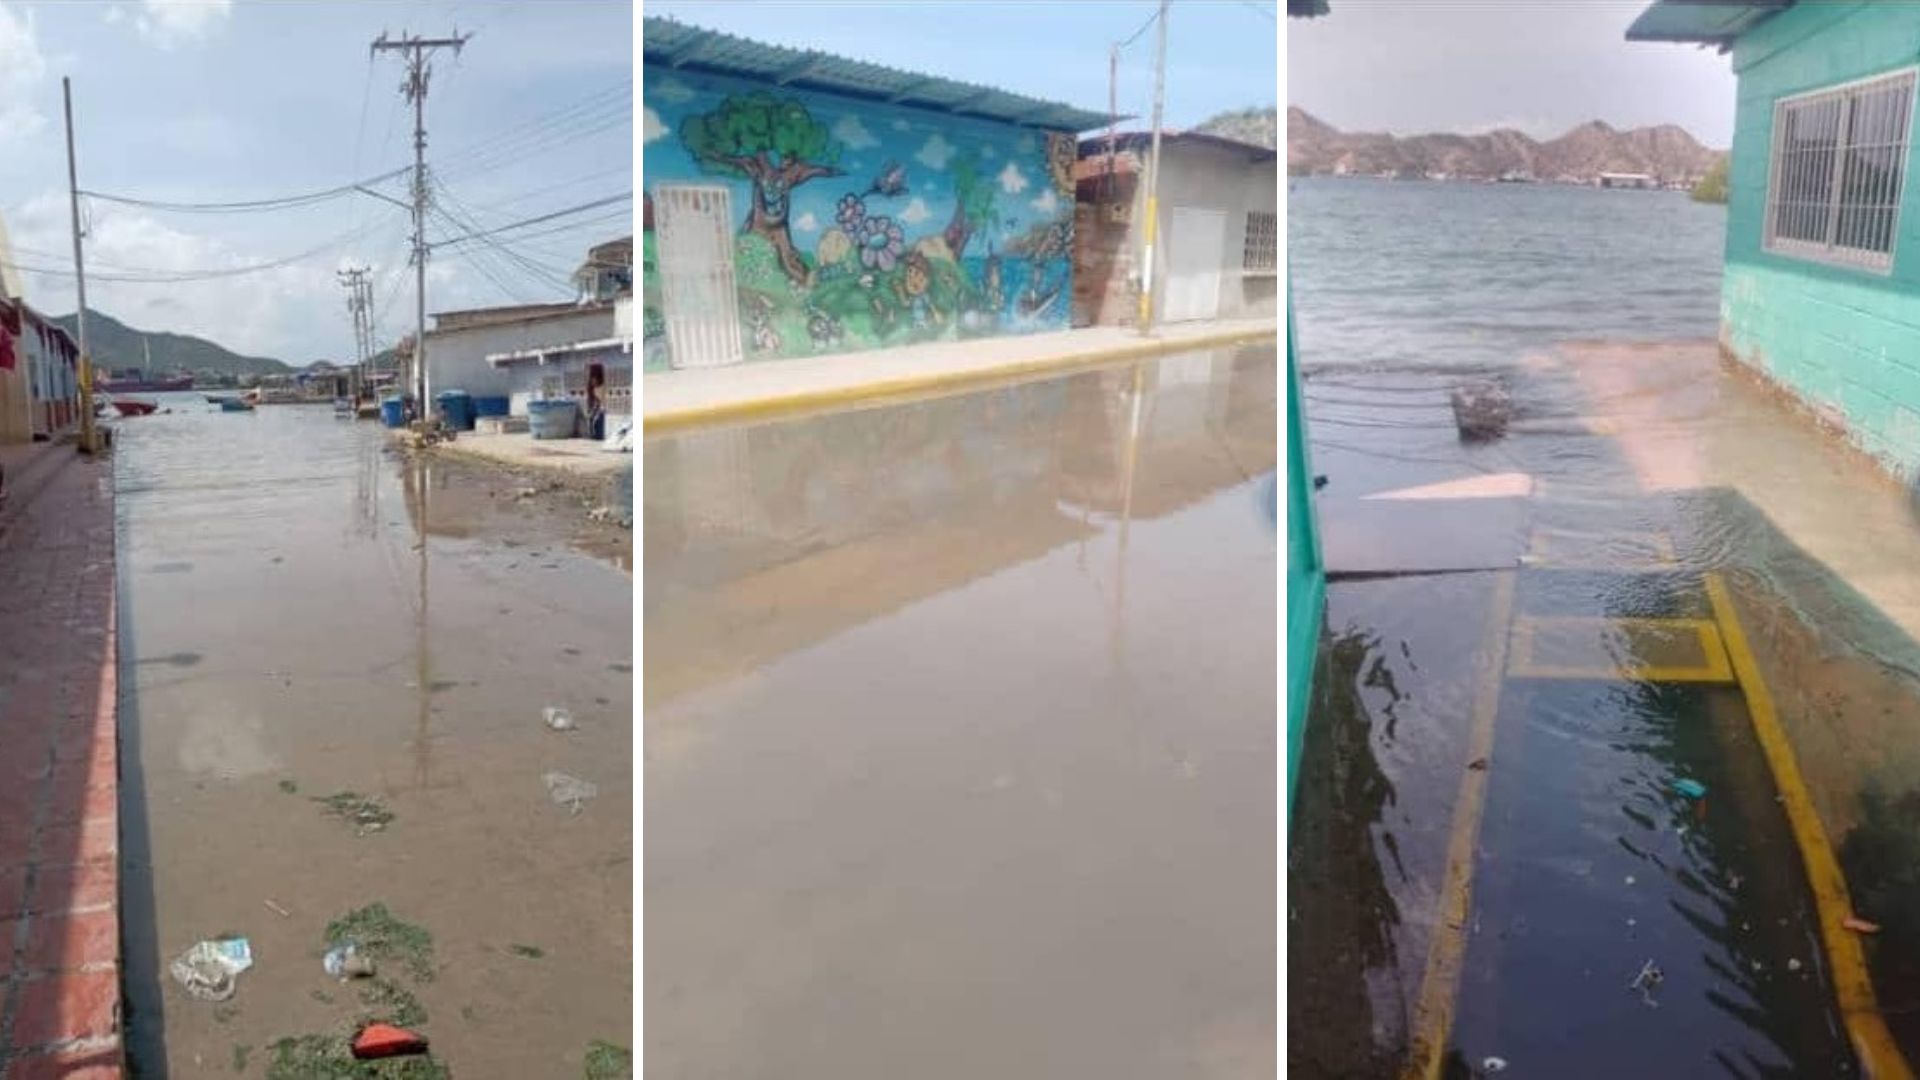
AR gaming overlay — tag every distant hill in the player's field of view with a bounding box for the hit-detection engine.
[1196,106,1278,149]
[1286,107,1727,184]
[49,308,291,376]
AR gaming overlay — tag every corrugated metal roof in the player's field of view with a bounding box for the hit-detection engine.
[1077,129,1277,162]
[642,16,1115,133]
[1625,0,1793,49]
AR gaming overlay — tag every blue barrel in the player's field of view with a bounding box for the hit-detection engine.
[379,397,407,428]
[473,396,510,418]
[436,390,475,432]
[527,399,578,440]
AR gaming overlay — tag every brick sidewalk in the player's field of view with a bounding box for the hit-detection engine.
[0,452,122,1079]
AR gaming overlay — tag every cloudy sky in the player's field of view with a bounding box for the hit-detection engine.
[1290,1,1738,147]
[645,0,1280,132]
[0,0,631,365]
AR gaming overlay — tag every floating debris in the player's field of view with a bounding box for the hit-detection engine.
[171,938,254,1002]
[508,943,545,960]
[263,899,292,919]
[1788,958,1803,972]
[1672,778,1708,800]
[543,706,577,732]
[544,772,598,815]
[1466,757,1489,772]
[1628,958,1663,1007]
[1845,916,1882,935]
[314,791,395,836]
[353,1023,430,1061]
[1483,1057,1509,1074]
[323,943,376,980]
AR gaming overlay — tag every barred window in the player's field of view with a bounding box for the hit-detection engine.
[1766,68,1917,272]
[1244,211,1276,271]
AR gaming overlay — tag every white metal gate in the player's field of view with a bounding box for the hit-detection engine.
[656,184,744,369]
[1163,206,1226,323]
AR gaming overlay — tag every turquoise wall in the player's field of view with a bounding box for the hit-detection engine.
[1286,293,1324,816]
[1723,2,1920,477]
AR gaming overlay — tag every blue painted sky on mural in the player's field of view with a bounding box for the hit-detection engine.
[644,0,1280,131]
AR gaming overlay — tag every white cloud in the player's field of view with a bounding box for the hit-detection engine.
[795,211,818,233]
[0,5,48,150]
[898,198,930,225]
[134,0,233,48]
[1031,189,1058,214]
[997,161,1029,195]
[642,106,668,144]
[652,78,695,105]
[832,113,877,150]
[915,133,955,170]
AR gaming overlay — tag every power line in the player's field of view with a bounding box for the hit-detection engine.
[428,192,630,249]
[435,104,630,183]
[2,215,393,283]
[434,80,630,170]
[1236,0,1276,21]
[79,167,411,213]
[1116,4,1161,49]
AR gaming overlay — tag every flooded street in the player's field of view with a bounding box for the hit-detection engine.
[645,345,1277,1079]
[1291,343,1920,1076]
[113,397,631,1077]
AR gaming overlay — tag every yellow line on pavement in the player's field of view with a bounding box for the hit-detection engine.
[1705,571,1914,1080]
[641,325,1278,433]
[1400,570,1515,1080]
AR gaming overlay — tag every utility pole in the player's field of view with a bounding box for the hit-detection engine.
[62,77,97,455]
[1137,0,1169,337]
[339,265,371,401]
[371,29,469,428]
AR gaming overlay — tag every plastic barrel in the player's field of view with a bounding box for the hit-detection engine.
[473,396,510,418]
[380,397,407,428]
[436,390,475,432]
[527,399,578,440]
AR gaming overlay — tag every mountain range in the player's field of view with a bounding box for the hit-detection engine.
[1197,106,1280,150]
[1287,107,1726,183]
[49,308,290,377]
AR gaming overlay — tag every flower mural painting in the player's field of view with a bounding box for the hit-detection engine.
[680,91,844,285]
[858,216,906,272]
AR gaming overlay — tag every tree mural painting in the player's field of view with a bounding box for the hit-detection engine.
[944,150,999,260]
[680,91,842,285]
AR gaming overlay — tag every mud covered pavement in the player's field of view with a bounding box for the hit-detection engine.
[1292,343,1920,1078]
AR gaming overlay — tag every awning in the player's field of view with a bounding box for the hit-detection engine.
[1625,0,1793,49]
[487,337,631,369]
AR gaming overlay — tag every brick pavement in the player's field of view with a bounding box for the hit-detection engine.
[0,450,122,1079]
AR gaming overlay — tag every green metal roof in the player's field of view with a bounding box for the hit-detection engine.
[1625,0,1793,49]
[642,16,1115,133]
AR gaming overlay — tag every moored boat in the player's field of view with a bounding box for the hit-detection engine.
[110,398,159,417]
[219,397,255,412]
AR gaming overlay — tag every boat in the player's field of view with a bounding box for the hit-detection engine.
[219,397,254,412]
[110,398,159,417]
[99,372,192,394]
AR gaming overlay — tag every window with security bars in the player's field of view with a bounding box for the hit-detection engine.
[1766,68,1917,272]
[1244,211,1276,271]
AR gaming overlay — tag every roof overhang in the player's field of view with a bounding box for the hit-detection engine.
[487,337,632,368]
[1625,0,1794,51]
[644,16,1116,132]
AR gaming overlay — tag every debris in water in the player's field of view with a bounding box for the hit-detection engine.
[324,903,436,983]
[1672,778,1708,800]
[277,779,298,794]
[1625,875,1636,886]
[323,943,376,980]
[314,791,395,836]
[352,1023,430,1060]
[1845,916,1882,935]
[544,771,598,815]
[1628,958,1663,1007]
[1466,757,1488,771]
[171,938,254,1002]
[1483,1057,1509,1074]
[543,705,577,732]
[508,943,545,959]
[263,898,292,919]
[1788,958,1803,972]
[1450,379,1512,442]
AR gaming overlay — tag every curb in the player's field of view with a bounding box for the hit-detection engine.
[641,324,1279,434]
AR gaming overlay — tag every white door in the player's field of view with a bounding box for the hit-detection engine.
[1163,206,1226,323]
[656,184,744,369]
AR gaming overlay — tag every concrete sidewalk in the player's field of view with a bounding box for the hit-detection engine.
[0,451,122,1079]
[429,429,629,478]
[642,317,1277,431]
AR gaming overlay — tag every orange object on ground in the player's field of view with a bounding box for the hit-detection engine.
[352,1023,430,1059]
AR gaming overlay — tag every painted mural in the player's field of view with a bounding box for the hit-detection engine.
[642,65,1077,366]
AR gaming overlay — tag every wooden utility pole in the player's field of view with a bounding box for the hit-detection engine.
[62,77,97,454]
[1137,0,1169,337]
[339,265,371,399]
[371,29,469,427]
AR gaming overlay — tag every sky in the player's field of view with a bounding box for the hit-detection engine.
[1289,1,1738,148]
[644,0,1282,133]
[0,0,632,365]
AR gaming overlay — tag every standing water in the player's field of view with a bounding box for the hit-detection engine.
[114,397,631,1076]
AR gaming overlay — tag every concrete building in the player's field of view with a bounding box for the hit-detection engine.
[641,17,1106,370]
[1630,1,1920,477]
[485,295,634,426]
[1071,130,1278,329]
[424,301,618,409]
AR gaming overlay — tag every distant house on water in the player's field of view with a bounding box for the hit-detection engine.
[1630,1,1920,477]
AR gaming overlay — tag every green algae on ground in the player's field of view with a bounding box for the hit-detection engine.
[314,792,395,835]
[265,1034,448,1080]
[357,976,428,1028]
[507,943,544,959]
[279,779,299,794]
[324,903,435,982]
[232,1042,251,1072]
[584,1040,632,1079]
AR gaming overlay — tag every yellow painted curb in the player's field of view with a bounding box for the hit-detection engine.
[640,325,1278,434]
[1401,571,1516,1080]
[1705,572,1914,1080]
